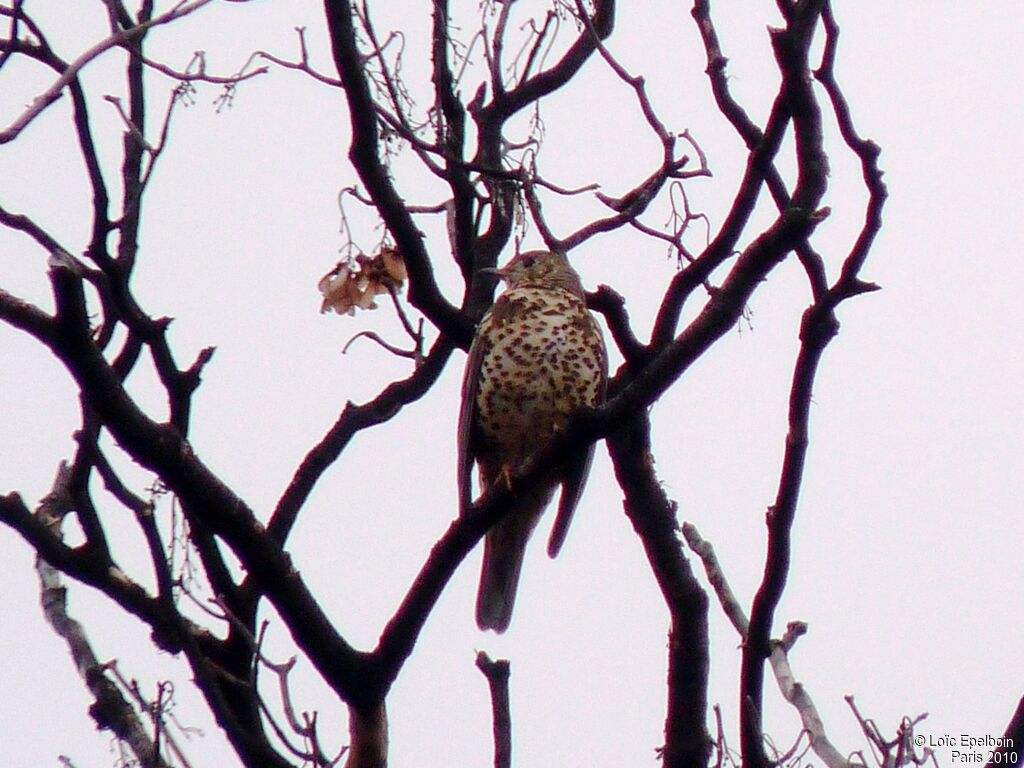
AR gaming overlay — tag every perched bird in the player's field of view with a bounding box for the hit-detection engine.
[458,250,607,632]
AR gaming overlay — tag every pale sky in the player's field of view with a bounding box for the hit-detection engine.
[1,2,1022,766]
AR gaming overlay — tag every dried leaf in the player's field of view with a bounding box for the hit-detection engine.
[318,246,407,316]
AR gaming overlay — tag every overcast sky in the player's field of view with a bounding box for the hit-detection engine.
[2,2,1022,766]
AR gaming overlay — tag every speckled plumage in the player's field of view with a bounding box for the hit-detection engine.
[458,250,607,632]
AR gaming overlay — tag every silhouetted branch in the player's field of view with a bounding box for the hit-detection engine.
[0,284,57,343]
[737,4,886,763]
[846,698,935,768]
[256,26,343,86]
[815,2,888,295]
[431,1,477,281]
[574,0,673,145]
[586,284,645,366]
[607,413,711,768]
[342,329,417,358]
[475,0,614,122]
[141,49,269,85]
[0,202,64,253]
[324,0,468,344]
[243,626,346,767]
[344,703,387,768]
[741,296,836,765]
[986,696,1024,768]
[269,335,455,544]
[651,0,810,351]
[11,255,369,698]
[476,652,512,768]
[690,0,829,304]
[0,0,214,144]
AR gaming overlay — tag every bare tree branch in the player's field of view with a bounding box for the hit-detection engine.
[324,0,469,343]
[268,336,455,544]
[476,652,512,768]
[986,696,1024,768]
[0,0,215,144]
[607,413,710,767]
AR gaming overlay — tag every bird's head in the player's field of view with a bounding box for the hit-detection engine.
[485,250,585,296]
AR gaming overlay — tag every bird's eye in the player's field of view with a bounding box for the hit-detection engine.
[521,256,535,268]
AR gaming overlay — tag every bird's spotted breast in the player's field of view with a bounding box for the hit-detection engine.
[474,285,604,462]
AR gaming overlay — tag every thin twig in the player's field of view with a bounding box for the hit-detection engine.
[0,0,215,144]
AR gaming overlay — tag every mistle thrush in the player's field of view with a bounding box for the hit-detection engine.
[458,250,607,632]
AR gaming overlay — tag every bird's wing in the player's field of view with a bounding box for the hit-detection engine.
[547,314,609,558]
[457,328,486,515]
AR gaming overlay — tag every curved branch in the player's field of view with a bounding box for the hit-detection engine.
[987,696,1024,768]
[0,201,66,254]
[36,255,367,699]
[0,0,214,144]
[0,489,206,655]
[268,335,455,544]
[586,284,645,366]
[475,0,615,124]
[734,5,831,765]
[431,0,477,282]
[815,1,888,295]
[323,0,469,345]
[0,271,56,335]
[560,156,696,251]
[607,413,710,767]
[651,0,803,349]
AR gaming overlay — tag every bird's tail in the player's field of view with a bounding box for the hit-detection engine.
[475,485,552,633]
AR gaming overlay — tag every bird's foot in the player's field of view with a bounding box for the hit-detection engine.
[495,464,514,490]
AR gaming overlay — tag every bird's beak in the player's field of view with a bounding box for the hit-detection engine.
[480,266,506,279]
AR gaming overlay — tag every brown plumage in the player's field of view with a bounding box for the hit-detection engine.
[458,250,607,632]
